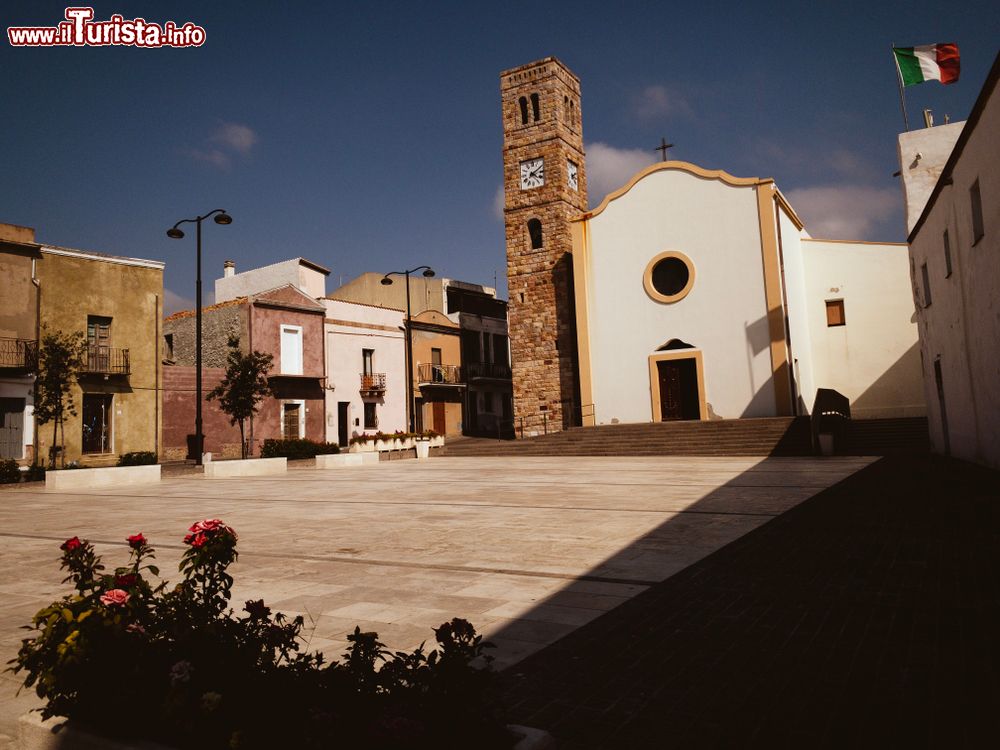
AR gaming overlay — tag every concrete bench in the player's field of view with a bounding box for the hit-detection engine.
[315,453,379,468]
[203,457,286,478]
[45,464,161,491]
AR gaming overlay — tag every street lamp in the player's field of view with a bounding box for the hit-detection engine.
[166,209,232,466]
[381,266,435,433]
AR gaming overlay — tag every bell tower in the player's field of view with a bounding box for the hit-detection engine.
[500,57,587,435]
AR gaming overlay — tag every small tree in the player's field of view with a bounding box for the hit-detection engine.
[33,328,87,468]
[206,336,273,459]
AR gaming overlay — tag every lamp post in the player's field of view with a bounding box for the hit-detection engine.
[166,209,232,467]
[381,266,434,433]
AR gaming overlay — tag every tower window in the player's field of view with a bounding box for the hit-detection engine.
[518,96,528,125]
[570,99,576,126]
[527,218,543,249]
[530,93,540,122]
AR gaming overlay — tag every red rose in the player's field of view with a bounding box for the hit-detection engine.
[61,536,82,552]
[126,533,147,549]
[190,533,208,548]
[186,518,238,542]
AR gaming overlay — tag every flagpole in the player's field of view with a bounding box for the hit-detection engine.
[892,43,910,131]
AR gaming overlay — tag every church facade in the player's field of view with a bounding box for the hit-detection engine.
[502,58,925,432]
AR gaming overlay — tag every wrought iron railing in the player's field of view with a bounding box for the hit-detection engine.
[0,337,37,370]
[465,361,512,380]
[360,372,386,393]
[417,363,462,385]
[83,345,130,375]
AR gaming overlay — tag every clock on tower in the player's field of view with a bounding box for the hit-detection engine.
[500,57,588,436]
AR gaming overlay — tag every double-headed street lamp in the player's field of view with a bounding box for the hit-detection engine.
[381,266,435,433]
[166,209,232,466]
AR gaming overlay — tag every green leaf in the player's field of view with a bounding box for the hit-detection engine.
[60,609,73,622]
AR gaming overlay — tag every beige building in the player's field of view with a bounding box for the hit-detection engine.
[903,53,1000,469]
[0,222,165,466]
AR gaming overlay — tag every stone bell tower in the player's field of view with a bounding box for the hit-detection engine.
[500,57,587,435]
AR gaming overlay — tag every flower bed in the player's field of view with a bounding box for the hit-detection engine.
[10,521,518,749]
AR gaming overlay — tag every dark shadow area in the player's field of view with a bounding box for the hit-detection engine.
[497,455,1000,747]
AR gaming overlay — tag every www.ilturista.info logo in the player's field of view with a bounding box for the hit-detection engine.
[7,7,206,48]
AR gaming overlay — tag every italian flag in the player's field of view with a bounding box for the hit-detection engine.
[893,44,961,86]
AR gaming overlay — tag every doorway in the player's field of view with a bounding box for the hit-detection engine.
[282,402,302,440]
[337,402,350,446]
[432,401,446,434]
[650,352,704,422]
[82,394,113,453]
[0,398,25,459]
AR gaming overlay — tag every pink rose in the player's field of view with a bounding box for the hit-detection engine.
[100,589,130,607]
[185,518,238,543]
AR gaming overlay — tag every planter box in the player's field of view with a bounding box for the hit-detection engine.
[18,713,552,750]
[45,464,160,491]
[203,457,286,479]
[429,435,445,448]
[347,442,375,453]
[315,453,379,468]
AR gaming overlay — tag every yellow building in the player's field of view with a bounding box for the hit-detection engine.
[410,310,463,436]
[35,239,164,465]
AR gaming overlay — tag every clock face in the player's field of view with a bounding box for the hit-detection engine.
[520,158,545,189]
[567,160,578,191]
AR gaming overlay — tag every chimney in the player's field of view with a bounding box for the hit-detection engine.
[0,222,37,244]
[223,260,236,278]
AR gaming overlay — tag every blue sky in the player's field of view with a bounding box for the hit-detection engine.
[2,1,997,310]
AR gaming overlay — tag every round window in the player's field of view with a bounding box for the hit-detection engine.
[643,251,695,303]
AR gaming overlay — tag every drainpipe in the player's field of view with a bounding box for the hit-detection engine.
[32,257,41,464]
[154,293,159,458]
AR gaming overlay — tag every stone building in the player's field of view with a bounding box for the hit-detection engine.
[500,58,588,435]
[501,57,924,434]
[0,221,164,465]
[162,262,327,459]
[902,53,1000,469]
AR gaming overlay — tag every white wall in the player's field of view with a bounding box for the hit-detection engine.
[908,79,1000,468]
[777,215,817,414]
[216,258,327,303]
[322,299,406,442]
[897,122,965,233]
[800,240,924,418]
[582,169,775,423]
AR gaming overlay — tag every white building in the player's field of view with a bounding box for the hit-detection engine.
[321,298,406,444]
[570,161,924,426]
[903,54,1000,469]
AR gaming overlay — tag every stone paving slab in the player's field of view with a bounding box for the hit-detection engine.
[0,455,872,747]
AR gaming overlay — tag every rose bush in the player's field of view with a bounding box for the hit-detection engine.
[9,520,511,749]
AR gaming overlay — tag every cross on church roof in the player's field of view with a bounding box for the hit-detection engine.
[655,137,675,161]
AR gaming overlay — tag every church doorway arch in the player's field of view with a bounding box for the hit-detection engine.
[648,345,706,422]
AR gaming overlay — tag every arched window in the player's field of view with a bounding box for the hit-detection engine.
[530,93,540,122]
[527,219,543,249]
[569,99,576,126]
[518,96,528,125]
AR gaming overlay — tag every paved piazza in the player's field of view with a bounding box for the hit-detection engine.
[0,455,873,744]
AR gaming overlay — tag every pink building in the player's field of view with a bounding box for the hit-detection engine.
[162,279,327,460]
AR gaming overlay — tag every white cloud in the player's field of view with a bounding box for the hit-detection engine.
[784,184,900,240]
[493,183,504,220]
[632,84,692,120]
[163,288,215,315]
[585,142,654,205]
[184,121,257,169]
[212,122,257,154]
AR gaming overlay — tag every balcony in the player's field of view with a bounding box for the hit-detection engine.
[83,345,130,376]
[417,363,463,386]
[360,372,386,396]
[0,337,37,371]
[466,361,512,381]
